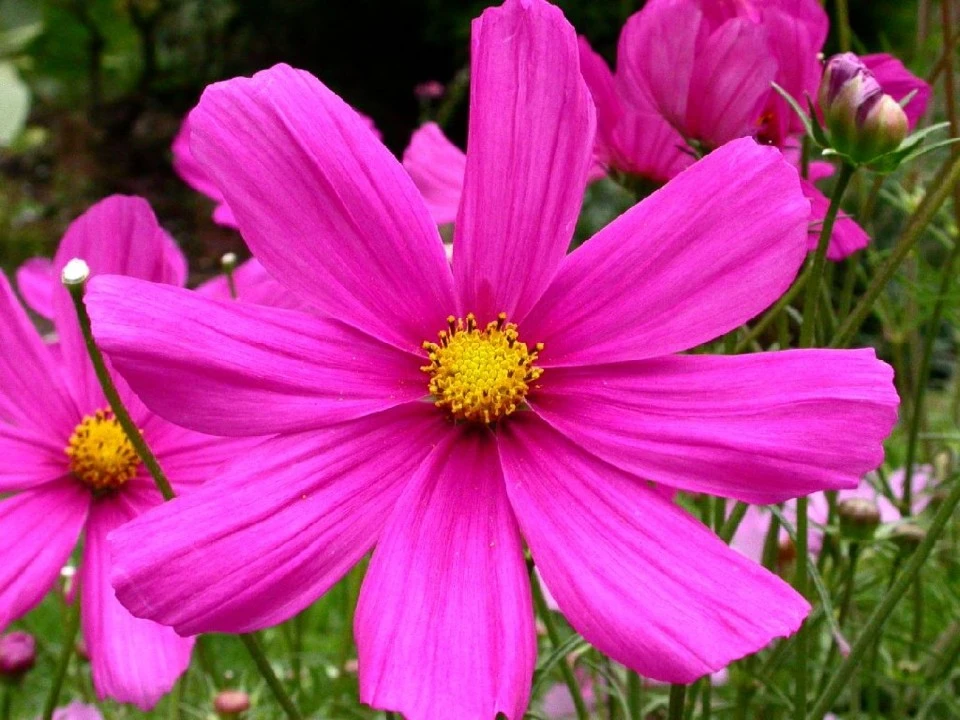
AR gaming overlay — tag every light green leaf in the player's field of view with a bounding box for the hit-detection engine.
[0,60,30,146]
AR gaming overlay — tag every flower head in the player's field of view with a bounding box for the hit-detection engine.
[87,2,897,718]
[0,196,260,709]
[0,631,35,678]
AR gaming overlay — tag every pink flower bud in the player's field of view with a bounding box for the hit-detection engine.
[0,631,35,678]
[414,80,445,100]
[819,53,907,162]
[214,689,251,717]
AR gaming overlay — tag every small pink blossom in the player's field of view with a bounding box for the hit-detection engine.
[87,2,897,718]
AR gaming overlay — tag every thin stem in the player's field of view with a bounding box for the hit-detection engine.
[702,679,712,720]
[800,162,855,348]
[65,277,176,500]
[64,273,303,720]
[832,153,960,348]
[667,684,687,720]
[718,501,748,543]
[530,563,590,720]
[793,494,810,720]
[42,591,82,720]
[809,473,960,718]
[835,0,852,51]
[734,267,809,353]
[239,634,303,720]
[627,671,643,720]
[1,685,11,720]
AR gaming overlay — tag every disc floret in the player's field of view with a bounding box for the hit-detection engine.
[66,409,140,492]
[422,313,544,424]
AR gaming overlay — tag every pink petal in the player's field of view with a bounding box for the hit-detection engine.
[172,115,238,229]
[402,123,465,226]
[685,18,778,146]
[189,64,455,351]
[110,405,448,635]
[523,139,809,366]
[355,428,536,720]
[356,430,534,720]
[0,423,70,492]
[453,0,595,323]
[863,53,931,129]
[530,349,898,504]
[194,258,305,309]
[82,495,192,710]
[803,177,870,260]
[0,272,78,437]
[86,276,426,436]
[15,257,54,319]
[499,415,810,683]
[52,702,104,720]
[0,481,89,630]
[50,196,187,410]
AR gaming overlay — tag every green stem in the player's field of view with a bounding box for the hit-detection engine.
[718,501,748,543]
[835,0,852,51]
[837,252,860,332]
[1,685,12,720]
[64,274,175,501]
[800,163,855,348]
[530,563,590,720]
[702,679,712,720]
[42,591,82,720]
[64,271,303,720]
[239,634,302,720]
[734,267,809,353]
[627,671,643,720]
[221,252,239,300]
[667,684,687,720]
[809,473,960,718]
[793,495,810,720]
[832,153,960,348]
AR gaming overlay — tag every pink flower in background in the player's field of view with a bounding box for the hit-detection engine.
[861,54,931,129]
[87,1,896,718]
[194,257,304,309]
[414,80,445,100]
[402,122,466,226]
[0,196,260,709]
[49,702,104,720]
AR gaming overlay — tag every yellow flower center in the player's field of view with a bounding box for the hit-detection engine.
[421,313,544,424]
[65,409,139,492]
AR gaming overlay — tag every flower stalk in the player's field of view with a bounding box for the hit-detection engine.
[41,586,81,720]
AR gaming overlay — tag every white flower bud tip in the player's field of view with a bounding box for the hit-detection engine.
[61,258,91,286]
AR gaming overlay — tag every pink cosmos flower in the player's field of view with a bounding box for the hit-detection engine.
[48,702,104,720]
[402,122,466,226]
[87,2,896,718]
[0,196,259,709]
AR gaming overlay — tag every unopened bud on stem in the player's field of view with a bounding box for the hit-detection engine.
[0,631,36,679]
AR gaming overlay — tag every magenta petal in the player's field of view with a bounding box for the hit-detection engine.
[356,429,534,720]
[0,423,70,492]
[531,349,898,504]
[524,139,809,365]
[172,115,238,229]
[194,258,305,309]
[402,123,465,226]
[0,481,89,630]
[453,0,595,322]
[0,272,78,437]
[50,196,187,410]
[82,496,192,710]
[500,415,810,683]
[87,276,425,436]
[15,257,55,319]
[862,53,931,129]
[189,63,455,351]
[803,177,870,260]
[110,406,448,635]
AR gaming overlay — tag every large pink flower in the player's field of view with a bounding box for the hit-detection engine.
[0,196,257,710]
[87,2,896,718]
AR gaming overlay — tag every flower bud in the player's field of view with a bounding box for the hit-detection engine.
[819,53,909,162]
[214,689,251,717]
[891,522,926,551]
[0,631,36,678]
[414,80,445,100]
[838,497,881,541]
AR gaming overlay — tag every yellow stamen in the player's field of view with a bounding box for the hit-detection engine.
[65,409,140,492]
[421,312,544,424]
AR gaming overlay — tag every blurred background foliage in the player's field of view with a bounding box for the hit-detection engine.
[0,0,934,277]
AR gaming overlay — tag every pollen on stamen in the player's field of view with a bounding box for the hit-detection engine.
[65,409,140,493]
[421,312,544,424]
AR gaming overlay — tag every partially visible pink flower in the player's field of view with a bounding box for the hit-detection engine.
[49,702,104,720]
[15,258,55,319]
[87,2,896,718]
[195,257,304,309]
[0,196,257,709]
[402,123,466,226]
[0,631,35,676]
[577,36,692,185]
